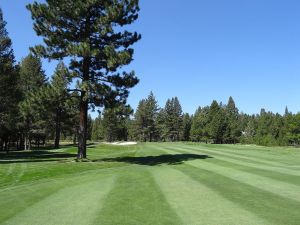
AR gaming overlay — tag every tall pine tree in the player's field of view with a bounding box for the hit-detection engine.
[224,96,240,143]
[27,0,141,159]
[163,97,183,141]
[0,8,20,151]
[19,54,47,150]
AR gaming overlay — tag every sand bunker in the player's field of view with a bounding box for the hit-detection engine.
[105,141,137,146]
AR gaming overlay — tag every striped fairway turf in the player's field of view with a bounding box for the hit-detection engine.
[0,143,299,225]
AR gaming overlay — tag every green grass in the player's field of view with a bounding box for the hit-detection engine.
[0,143,300,225]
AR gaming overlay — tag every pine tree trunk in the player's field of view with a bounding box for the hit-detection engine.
[54,109,61,149]
[24,136,27,150]
[4,140,8,154]
[73,134,77,145]
[28,137,31,150]
[77,98,88,159]
[77,20,90,159]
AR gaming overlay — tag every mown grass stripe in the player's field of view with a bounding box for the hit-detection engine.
[96,166,182,225]
[170,143,295,168]
[200,144,300,165]
[160,147,300,202]
[175,163,300,225]
[182,143,300,161]
[159,144,300,176]
[3,175,116,225]
[151,166,270,225]
[0,169,119,223]
[156,144,300,186]
[207,158,300,186]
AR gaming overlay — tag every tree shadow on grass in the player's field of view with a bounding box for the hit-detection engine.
[96,153,212,166]
[0,151,77,164]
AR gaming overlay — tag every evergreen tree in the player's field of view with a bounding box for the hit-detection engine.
[182,113,192,141]
[156,109,167,141]
[224,96,240,143]
[144,92,160,142]
[19,54,47,150]
[27,0,141,159]
[91,114,104,141]
[163,97,183,141]
[102,105,132,142]
[37,62,72,148]
[190,107,202,142]
[0,8,20,151]
[134,99,147,141]
[242,119,256,144]
[134,92,159,142]
[19,54,47,93]
[208,100,226,144]
[190,106,210,143]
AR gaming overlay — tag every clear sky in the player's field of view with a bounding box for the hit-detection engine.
[2,0,300,115]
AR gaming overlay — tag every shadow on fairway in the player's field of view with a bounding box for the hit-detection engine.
[97,153,212,166]
[0,151,77,164]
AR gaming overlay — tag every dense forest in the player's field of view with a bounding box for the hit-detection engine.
[1,4,300,153]
[91,92,300,147]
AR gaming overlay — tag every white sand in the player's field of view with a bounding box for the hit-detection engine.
[104,141,137,146]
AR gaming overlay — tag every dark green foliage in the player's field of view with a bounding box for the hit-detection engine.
[91,115,104,141]
[0,8,20,151]
[134,92,160,142]
[241,119,256,144]
[208,100,226,144]
[162,97,183,141]
[36,62,78,148]
[190,107,210,143]
[224,97,240,143]
[102,105,133,142]
[18,54,48,150]
[27,0,141,159]
[182,113,192,141]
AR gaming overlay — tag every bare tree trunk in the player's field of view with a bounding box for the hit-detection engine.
[4,140,8,154]
[73,134,77,145]
[28,137,31,150]
[24,136,27,150]
[77,19,90,160]
[77,98,88,159]
[54,109,62,149]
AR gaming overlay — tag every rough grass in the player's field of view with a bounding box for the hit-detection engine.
[0,143,299,225]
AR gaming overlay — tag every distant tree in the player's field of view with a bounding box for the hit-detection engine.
[224,97,240,143]
[163,97,183,141]
[208,100,226,144]
[144,92,160,141]
[18,54,47,150]
[91,114,104,141]
[102,105,133,142]
[242,119,256,144]
[0,8,20,152]
[156,108,167,141]
[182,113,192,141]
[285,113,300,146]
[190,106,210,143]
[37,62,72,148]
[134,99,148,141]
[27,0,141,159]
[190,107,202,142]
[134,92,160,142]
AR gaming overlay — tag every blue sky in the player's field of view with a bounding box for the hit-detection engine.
[2,0,300,115]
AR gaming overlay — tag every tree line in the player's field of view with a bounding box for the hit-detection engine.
[0,28,79,151]
[91,92,300,147]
